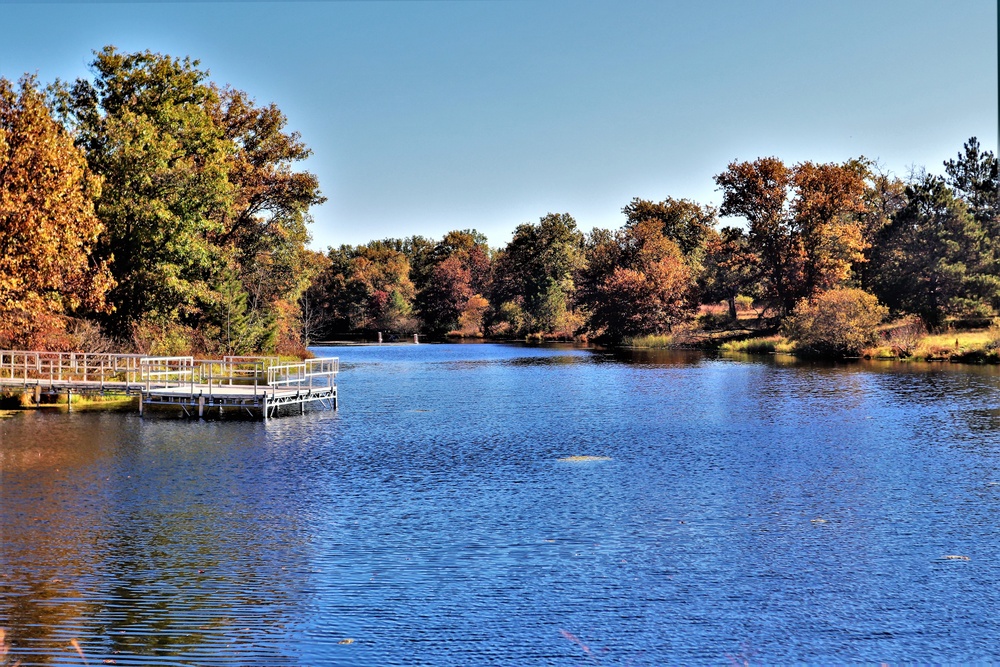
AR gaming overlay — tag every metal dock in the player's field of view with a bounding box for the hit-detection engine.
[0,351,338,420]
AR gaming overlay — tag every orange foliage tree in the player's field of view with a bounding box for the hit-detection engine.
[716,157,870,314]
[0,76,113,349]
[581,219,694,340]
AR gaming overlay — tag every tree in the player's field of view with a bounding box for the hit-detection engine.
[715,157,796,312]
[792,160,868,295]
[581,220,694,341]
[944,137,999,228]
[306,242,417,336]
[414,229,491,335]
[622,197,716,257]
[59,46,233,334]
[871,175,998,327]
[715,157,870,313]
[700,226,761,320]
[208,85,325,350]
[784,288,888,357]
[491,213,584,334]
[856,166,907,290]
[0,76,113,349]
[419,255,473,336]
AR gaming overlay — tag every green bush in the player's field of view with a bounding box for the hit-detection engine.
[784,288,888,357]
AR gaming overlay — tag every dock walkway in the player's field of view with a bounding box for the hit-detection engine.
[0,351,338,420]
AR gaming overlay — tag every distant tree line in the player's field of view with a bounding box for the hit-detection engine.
[1,47,996,352]
[303,139,999,343]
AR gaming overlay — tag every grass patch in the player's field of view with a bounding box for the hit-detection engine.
[719,335,796,355]
[623,334,674,348]
[862,326,1000,363]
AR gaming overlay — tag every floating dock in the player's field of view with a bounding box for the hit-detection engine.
[0,351,338,420]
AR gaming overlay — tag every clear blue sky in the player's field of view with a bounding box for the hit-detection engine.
[1,0,996,250]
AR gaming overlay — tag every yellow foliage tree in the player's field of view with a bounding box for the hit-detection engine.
[0,76,113,349]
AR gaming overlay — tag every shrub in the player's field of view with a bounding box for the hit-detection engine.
[885,317,927,358]
[784,288,888,357]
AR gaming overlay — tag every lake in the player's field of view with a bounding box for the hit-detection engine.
[2,343,1000,665]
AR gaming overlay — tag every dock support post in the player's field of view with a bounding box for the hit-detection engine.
[378,331,383,344]
[33,385,41,405]
[138,395,144,417]
[66,389,72,412]
[262,395,268,421]
[198,394,205,419]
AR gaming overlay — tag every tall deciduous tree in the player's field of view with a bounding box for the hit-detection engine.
[700,226,761,320]
[491,213,584,334]
[622,197,716,257]
[715,157,870,313]
[60,46,233,334]
[415,229,491,335]
[581,220,694,340]
[715,157,795,312]
[0,76,113,348]
[208,85,325,347]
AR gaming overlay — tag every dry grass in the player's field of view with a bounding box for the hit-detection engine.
[863,326,1000,362]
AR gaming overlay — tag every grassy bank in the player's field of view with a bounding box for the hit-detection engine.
[624,319,1000,364]
[0,391,135,410]
[867,328,1000,363]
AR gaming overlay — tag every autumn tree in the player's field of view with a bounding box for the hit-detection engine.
[208,85,325,350]
[856,166,907,290]
[419,255,473,336]
[306,241,417,336]
[715,157,870,313]
[580,220,695,341]
[715,157,795,312]
[414,229,491,336]
[622,197,716,257]
[0,76,113,349]
[699,226,761,320]
[791,159,869,296]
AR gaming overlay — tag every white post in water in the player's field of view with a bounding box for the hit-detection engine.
[414,334,419,344]
[378,331,383,344]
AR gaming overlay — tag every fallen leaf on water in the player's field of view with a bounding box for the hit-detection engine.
[810,518,828,524]
[70,639,89,665]
[338,639,354,645]
[558,455,611,462]
[942,555,970,561]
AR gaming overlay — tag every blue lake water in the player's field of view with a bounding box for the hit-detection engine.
[2,343,1000,665]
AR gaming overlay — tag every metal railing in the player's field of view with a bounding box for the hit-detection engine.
[0,350,339,401]
[266,358,339,395]
[138,356,196,391]
[0,351,147,386]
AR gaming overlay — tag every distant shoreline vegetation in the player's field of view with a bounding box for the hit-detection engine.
[1,46,997,361]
